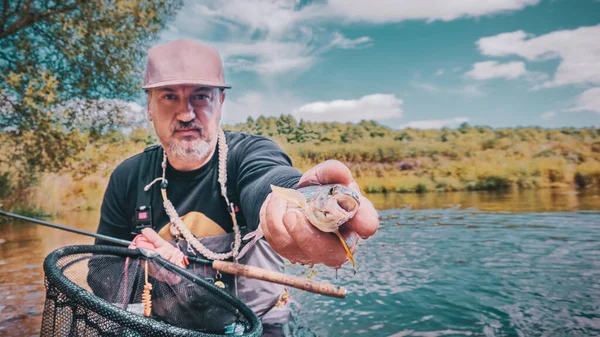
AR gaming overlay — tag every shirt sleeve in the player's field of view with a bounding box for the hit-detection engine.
[95,164,135,245]
[234,136,302,231]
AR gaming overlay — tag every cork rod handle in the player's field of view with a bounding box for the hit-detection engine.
[212,260,347,298]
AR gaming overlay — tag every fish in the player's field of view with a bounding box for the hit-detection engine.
[238,184,361,269]
[270,184,360,267]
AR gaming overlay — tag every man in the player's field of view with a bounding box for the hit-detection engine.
[94,38,379,336]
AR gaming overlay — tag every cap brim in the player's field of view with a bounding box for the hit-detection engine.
[142,79,231,90]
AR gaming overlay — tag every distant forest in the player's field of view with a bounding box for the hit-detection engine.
[225,115,600,193]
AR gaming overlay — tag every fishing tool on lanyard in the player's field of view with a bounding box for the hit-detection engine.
[143,127,242,262]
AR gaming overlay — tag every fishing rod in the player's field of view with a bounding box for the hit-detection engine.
[0,210,347,298]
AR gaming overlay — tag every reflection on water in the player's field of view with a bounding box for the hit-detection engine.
[0,189,599,336]
[0,212,98,336]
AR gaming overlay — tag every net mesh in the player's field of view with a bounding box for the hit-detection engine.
[41,245,262,337]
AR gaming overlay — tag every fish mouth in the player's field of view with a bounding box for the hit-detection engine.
[336,194,359,213]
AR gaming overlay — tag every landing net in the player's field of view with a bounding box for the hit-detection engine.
[41,245,262,337]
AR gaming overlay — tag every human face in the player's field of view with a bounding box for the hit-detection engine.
[147,85,224,164]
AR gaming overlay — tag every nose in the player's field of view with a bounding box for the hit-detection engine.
[176,100,195,122]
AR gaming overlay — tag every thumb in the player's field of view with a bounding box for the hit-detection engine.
[140,228,170,248]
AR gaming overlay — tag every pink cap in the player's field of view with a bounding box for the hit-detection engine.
[143,39,231,90]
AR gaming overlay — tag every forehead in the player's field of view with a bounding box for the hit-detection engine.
[153,85,216,93]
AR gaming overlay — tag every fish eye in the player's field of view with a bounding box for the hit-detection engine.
[328,186,335,195]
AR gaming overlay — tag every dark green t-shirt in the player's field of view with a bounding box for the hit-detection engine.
[95,130,302,244]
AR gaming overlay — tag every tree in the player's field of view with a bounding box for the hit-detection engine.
[288,119,319,143]
[0,0,182,206]
[340,125,364,143]
[276,114,297,136]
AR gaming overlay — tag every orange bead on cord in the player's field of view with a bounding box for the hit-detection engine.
[142,260,152,317]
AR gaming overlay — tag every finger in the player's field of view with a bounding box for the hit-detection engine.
[259,195,308,264]
[141,228,170,248]
[169,250,185,268]
[349,180,362,195]
[262,194,305,261]
[130,236,158,251]
[298,160,353,187]
[156,246,174,262]
[277,211,312,265]
[283,209,347,267]
[133,240,157,251]
[129,234,148,249]
[258,193,272,240]
[261,193,290,245]
[346,196,380,239]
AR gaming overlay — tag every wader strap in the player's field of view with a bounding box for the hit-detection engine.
[131,144,162,234]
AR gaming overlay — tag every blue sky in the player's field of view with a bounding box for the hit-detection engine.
[152,0,600,129]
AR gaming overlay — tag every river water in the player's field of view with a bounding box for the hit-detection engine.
[1,189,599,336]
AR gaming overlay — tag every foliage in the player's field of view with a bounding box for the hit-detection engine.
[224,117,600,194]
[3,112,600,214]
[0,0,182,208]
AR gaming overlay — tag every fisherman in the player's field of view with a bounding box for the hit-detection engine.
[93,38,379,336]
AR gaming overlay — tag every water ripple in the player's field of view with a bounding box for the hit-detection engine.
[288,210,600,337]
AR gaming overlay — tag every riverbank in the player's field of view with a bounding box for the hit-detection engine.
[1,120,599,216]
[5,171,598,219]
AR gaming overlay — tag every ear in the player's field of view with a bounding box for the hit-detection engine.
[147,102,153,121]
[219,89,226,104]
[146,91,153,121]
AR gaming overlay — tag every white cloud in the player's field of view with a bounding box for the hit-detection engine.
[324,0,540,23]
[163,1,374,76]
[222,92,405,124]
[410,82,439,92]
[160,1,324,75]
[221,90,301,123]
[187,0,311,38]
[476,25,600,88]
[465,61,527,80]
[566,87,600,114]
[162,0,539,75]
[329,32,372,49]
[399,117,469,129]
[185,0,541,33]
[293,94,403,123]
[213,40,319,75]
[540,111,556,120]
[436,69,445,76]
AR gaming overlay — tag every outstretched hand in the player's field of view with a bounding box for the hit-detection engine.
[260,160,379,268]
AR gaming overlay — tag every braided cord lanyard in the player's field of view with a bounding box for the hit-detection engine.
[144,128,242,261]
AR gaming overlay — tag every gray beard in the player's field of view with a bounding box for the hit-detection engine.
[167,138,212,161]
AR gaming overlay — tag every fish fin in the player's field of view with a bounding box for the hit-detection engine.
[333,230,355,268]
[237,227,264,260]
[270,185,308,209]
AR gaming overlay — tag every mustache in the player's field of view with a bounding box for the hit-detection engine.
[171,120,203,133]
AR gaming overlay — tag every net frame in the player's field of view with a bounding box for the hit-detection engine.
[42,244,263,337]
